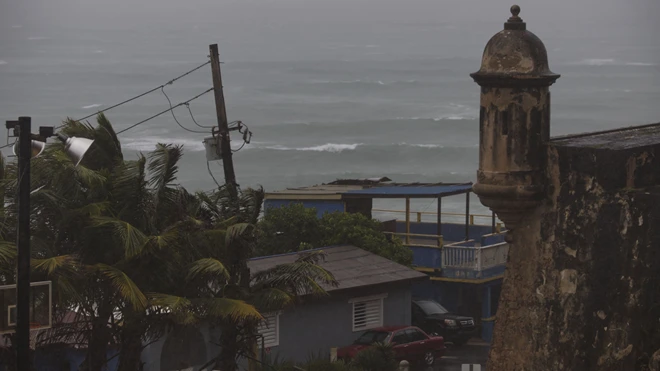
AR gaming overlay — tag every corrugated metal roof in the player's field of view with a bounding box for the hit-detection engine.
[264,181,473,200]
[248,245,428,292]
[342,183,472,198]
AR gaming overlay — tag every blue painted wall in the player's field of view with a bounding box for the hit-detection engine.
[264,199,344,218]
[409,246,442,268]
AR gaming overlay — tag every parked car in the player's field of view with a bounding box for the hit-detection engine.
[412,299,476,346]
[337,325,446,367]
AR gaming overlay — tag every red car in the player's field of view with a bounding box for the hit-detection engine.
[337,325,446,367]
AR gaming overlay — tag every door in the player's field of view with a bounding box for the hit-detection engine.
[405,328,432,362]
[390,330,412,360]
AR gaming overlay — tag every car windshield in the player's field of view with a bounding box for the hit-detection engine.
[353,330,391,345]
[417,300,449,315]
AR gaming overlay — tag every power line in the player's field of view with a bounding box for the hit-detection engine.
[185,103,214,129]
[116,87,214,135]
[57,60,211,129]
[206,161,221,189]
[160,86,208,134]
[0,140,16,150]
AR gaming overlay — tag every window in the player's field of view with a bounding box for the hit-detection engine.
[353,330,391,345]
[391,330,409,345]
[416,300,449,316]
[349,294,387,332]
[257,312,279,348]
[405,328,427,342]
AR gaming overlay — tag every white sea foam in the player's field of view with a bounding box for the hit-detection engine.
[27,36,49,41]
[571,59,656,67]
[407,143,444,148]
[266,143,361,153]
[122,137,205,152]
[573,58,616,66]
[625,62,656,66]
[82,104,102,109]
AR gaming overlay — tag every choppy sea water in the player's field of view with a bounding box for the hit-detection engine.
[1,0,658,216]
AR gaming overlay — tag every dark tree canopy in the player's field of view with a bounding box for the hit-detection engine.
[256,203,413,266]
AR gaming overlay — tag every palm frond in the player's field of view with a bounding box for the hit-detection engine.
[147,144,183,207]
[197,297,262,322]
[95,264,147,310]
[225,223,253,247]
[90,217,148,258]
[141,228,179,256]
[148,293,192,311]
[249,287,293,312]
[188,258,230,281]
[0,241,16,267]
[31,255,77,275]
[251,251,338,297]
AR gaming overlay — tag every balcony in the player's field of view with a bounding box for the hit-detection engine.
[379,209,508,279]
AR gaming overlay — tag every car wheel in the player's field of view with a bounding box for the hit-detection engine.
[424,351,435,366]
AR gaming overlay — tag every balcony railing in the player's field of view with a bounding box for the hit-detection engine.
[373,208,503,230]
[383,232,442,248]
[442,242,509,270]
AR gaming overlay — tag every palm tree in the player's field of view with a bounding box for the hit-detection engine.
[0,114,340,371]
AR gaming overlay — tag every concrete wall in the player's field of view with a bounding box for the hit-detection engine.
[263,199,344,218]
[487,134,660,370]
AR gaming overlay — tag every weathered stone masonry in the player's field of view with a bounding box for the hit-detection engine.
[471,6,660,371]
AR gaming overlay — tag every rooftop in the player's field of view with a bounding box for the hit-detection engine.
[248,245,428,292]
[551,122,660,150]
[264,178,473,200]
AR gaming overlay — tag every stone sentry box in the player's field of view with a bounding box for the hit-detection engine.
[470,5,660,371]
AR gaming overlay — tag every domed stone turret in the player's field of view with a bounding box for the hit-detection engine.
[471,5,559,84]
[470,5,560,243]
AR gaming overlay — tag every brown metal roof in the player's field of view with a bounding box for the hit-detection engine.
[248,245,428,292]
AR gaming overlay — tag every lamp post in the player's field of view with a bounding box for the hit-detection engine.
[5,117,94,370]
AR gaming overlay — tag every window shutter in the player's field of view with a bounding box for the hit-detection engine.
[257,312,279,347]
[353,298,383,331]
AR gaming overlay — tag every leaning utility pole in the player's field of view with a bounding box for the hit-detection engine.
[209,44,237,197]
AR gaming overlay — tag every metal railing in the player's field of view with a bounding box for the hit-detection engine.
[383,231,443,248]
[442,242,509,270]
[373,208,502,230]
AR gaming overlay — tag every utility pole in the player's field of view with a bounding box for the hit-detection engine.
[209,44,237,197]
[12,117,32,371]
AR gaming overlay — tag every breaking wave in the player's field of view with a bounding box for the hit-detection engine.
[308,79,419,86]
[264,143,362,153]
[570,59,657,67]
[0,60,7,66]
[82,103,102,109]
[122,137,206,152]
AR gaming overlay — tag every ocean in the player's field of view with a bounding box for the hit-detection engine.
[1,0,658,218]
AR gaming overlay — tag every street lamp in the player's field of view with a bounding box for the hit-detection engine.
[5,117,94,370]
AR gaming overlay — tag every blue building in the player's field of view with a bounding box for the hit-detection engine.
[264,178,508,342]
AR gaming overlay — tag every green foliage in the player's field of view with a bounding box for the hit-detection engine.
[256,204,413,266]
[351,343,398,371]
[257,203,320,256]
